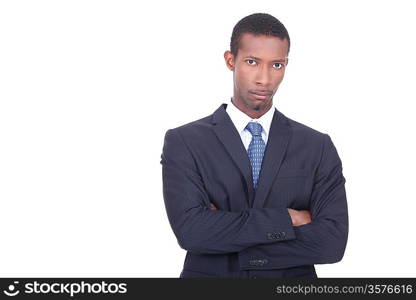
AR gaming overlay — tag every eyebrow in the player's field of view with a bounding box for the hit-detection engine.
[245,55,286,62]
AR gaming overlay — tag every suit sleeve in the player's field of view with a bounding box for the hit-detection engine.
[161,128,296,254]
[238,134,349,269]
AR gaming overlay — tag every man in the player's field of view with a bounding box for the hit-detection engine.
[160,13,348,278]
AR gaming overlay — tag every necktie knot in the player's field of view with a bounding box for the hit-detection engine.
[246,122,263,137]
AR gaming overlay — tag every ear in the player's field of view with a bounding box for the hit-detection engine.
[285,57,289,66]
[224,50,235,71]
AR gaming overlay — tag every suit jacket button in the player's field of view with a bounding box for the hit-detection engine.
[280,231,286,238]
[267,233,274,240]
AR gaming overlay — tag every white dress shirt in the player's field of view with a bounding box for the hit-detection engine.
[225,98,275,150]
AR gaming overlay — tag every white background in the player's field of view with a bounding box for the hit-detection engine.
[1,0,415,277]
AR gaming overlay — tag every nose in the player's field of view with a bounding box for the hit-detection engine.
[255,65,271,86]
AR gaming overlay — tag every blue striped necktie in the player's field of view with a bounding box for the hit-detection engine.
[246,122,266,189]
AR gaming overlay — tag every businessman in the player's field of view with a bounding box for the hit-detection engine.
[160,13,348,278]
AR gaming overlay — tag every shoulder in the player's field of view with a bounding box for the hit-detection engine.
[277,110,341,163]
[163,112,214,142]
[278,110,327,139]
[276,110,337,160]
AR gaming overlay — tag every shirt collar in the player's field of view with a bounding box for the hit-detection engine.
[226,97,275,136]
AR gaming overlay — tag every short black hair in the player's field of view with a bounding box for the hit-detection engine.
[230,13,290,57]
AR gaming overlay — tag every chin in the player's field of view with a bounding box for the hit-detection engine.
[249,99,266,111]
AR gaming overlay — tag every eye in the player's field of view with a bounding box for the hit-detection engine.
[273,63,283,69]
[246,59,257,66]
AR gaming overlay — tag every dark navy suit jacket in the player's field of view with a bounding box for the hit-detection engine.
[160,103,348,278]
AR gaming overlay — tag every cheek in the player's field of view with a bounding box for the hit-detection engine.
[273,72,285,87]
[235,68,253,89]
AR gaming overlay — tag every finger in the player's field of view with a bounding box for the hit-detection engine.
[210,203,218,210]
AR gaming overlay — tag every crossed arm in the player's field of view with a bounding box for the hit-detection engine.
[210,203,312,227]
[161,129,348,268]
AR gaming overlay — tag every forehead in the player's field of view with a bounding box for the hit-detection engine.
[237,33,289,59]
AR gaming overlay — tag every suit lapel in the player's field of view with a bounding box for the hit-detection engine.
[252,108,292,208]
[211,104,292,209]
[212,104,254,206]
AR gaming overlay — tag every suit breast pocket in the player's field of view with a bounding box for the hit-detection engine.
[270,168,311,209]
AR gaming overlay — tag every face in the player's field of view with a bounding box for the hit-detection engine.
[224,33,289,118]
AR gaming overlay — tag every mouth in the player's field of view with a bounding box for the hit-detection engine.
[249,90,272,100]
